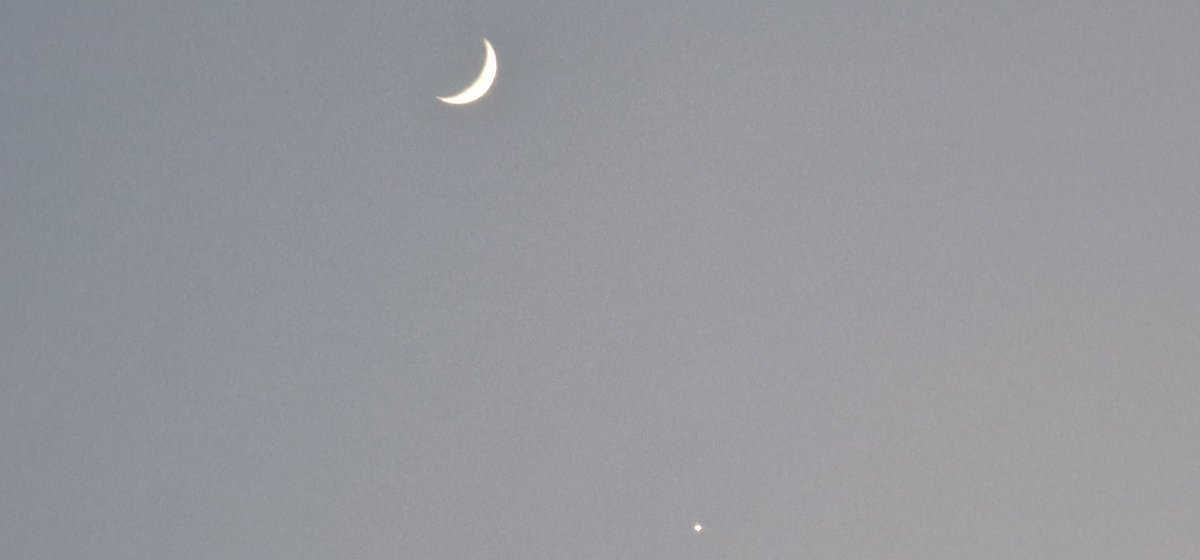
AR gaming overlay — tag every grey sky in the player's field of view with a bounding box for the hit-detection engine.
[3,1,1199,558]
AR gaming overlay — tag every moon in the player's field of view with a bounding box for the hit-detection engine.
[437,39,497,105]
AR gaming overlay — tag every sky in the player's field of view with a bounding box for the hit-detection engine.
[3,1,1200,558]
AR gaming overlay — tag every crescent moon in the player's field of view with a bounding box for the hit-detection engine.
[437,39,497,105]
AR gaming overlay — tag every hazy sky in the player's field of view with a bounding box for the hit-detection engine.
[3,1,1199,558]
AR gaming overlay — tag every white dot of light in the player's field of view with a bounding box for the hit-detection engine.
[693,524,703,533]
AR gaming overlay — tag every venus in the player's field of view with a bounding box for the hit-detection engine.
[437,39,497,105]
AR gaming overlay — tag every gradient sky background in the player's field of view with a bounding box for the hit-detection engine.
[3,1,1200,558]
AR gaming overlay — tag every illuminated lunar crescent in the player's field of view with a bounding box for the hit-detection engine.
[437,39,497,105]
